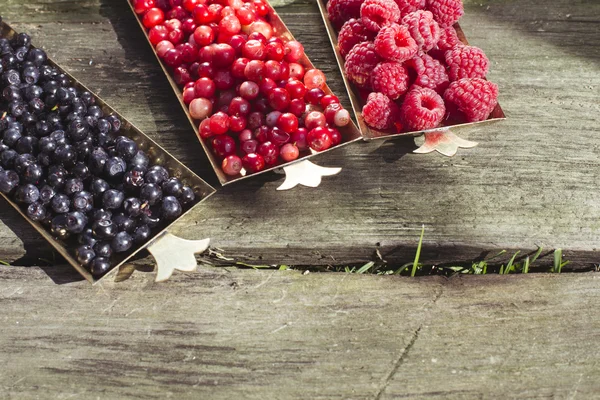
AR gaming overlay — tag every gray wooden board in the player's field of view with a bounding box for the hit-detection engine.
[1,0,600,271]
[1,265,600,399]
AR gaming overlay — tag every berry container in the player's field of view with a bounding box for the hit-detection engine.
[316,0,505,141]
[127,0,363,185]
[0,20,216,284]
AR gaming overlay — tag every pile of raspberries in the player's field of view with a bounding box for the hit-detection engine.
[327,0,499,132]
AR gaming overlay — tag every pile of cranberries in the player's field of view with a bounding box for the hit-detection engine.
[132,0,352,177]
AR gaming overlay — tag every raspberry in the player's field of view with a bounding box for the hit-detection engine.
[362,92,399,130]
[338,18,376,59]
[360,0,401,32]
[401,10,440,52]
[393,0,426,17]
[434,25,461,51]
[443,78,498,122]
[426,0,464,28]
[374,23,418,62]
[371,62,410,99]
[344,41,381,88]
[445,45,489,81]
[327,0,364,30]
[406,53,449,93]
[400,87,446,131]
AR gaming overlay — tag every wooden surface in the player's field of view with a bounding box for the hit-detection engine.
[0,0,599,271]
[0,265,599,399]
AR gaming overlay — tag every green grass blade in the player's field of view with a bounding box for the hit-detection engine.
[0,259,9,266]
[394,262,413,275]
[531,247,543,264]
[523,256,530,274]
[356,261,375,274]
[504,251,520,274]
[411,225,425,277]
[553,249,562,273]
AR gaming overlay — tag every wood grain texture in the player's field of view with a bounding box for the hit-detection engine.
[0,0,600,272]
[1,265,600,398]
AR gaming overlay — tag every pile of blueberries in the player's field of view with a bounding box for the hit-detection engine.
[0,26,197,276]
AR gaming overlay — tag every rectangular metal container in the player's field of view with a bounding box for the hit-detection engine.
[127,1,364,186]
[315,0,506,141]
[0,21,216,284]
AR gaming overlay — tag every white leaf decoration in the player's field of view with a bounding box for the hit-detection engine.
[146,232,210,282]
[276,160,342,191]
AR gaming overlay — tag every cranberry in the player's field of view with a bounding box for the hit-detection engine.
[212,43,236,67]
[321,95,340,108]
[239,81,260,100]
[285,79,307,99]
[255,125,269,142]
[194,77,216,98]
[277,113,298,133]
[169,0,183,6]
[183,87,196,104]
[156,40,175,58]
[212,135,236,158]
[228,0,243,9]
[149,25,169,45]
[307,127,333,152]
[253,97,269,113]
[288,98,306,117]
[209,112,230,135]
[177,43,198,63]
[222,155,243,176]
[291,127,309,151]
[194,25,214,46]
[198,118,212,138]
[214,70,235,90]
[236,6,256,25]
[242,40,265,60]
[253,0,269,17]
[267,88,290,111]
[173,66,192,85]
[207,4,223,22]
[334,109,351,127]
[183,0,201,12]
[247,112,264,129]
[289,62,305,80]
[279,62,290,80]
[143,8,165,29]
[231,57,249,78]
[241,139,259,154]
[164,19,182,32]
[182,18,197,34]
[328,127,342,145]
[247,32,267,45]
[134,0,156,14]
[264,60,282,80]
[324,103,343,125]
[168,29,184,45]
[265,111,282,127]
[248,20,272,40]
[239,129,253,142]
[305,88,325,105]
[229,97,251,116]
[163,48,183,67]
[197,62,214,78]
[280,143,299,162]
[198,44,215,63]
[268,127,290,146]
[217,90,236,112]
[244,60,265,82]
[304,69,327,90]
[258,77,276,95]
[189,98,213,120]
[284,40,304,63]
[229,35,247,55]
[192,4,210,24]
[221,6,236,17]
[220,15,241,35]
[242,153,266,173]
[305,111,327,130]
[257,141,278,165]
[265,42,284,61]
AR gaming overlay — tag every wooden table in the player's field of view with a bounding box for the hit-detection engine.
[1,0,600,397]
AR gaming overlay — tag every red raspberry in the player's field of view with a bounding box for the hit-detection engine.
[344,41,381,88]
[362,92,399,130]
[327,0,364,30]
[406,53,449,93]
[360,0,401,32]
[426,0,464,28]
[338,18,376,59]
[374,23,418,62]
[444,78,498,122]
[434,25,461,51]
[371,62,410,99]
[393,0,426,17]
[400,87,446,131]
[445,45,489,81]
[401,10,440,52]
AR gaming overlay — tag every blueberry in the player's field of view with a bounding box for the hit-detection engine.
[111,231,133,253]
[15,136,38,154]
[90,178,110,199]
[0,170,19,193]
[123,197,143,217]
[88,147,108,175]
[53,144,76,166]
[3,85,22,102]
[67,118,89,142]
[75,245,95,267]
[92,219,117,240]
[102,189,125,210]
[95,118,111,135]
[50,130,67,146]
[144,165,169,185]
[22,65,40,85]
[26,201,47,221]
[56,87,72,105]
[115,137,138,160]
[50,214,70,240]
[13,154,35,174]
[86,105,103,120]
[180,186,195,205]
[72,191,94,213]
[113,213,136,233]
[51,193,70,214]
[141,209,161,228]
[90,257,111,276]
[64,178,84,196]
[13,33,32,49]
[129,150,150,172]
[3,127,21,146]
[78,229,98,247]
[15,184,40,204]
[14,46,28,63]
[21,162,43,183]
[162,177,184,197]
[123,167,145,192]
[27,48,47,67]
[8,101,25,117]
[92,209,112,222]
[106,115,121,132]
[47,165,67,188]
[35,120,51,137]
[28,97,45,114]
[104,156,126,181]
[23,85,43,101]
[43,80,60,96]
[0,149,17,168]
[3,69,20,85]
[133,224,152,244]
[65,211,88,233]
[39,185,56,204]
[160,196,182,220]
[80,91,95,106]
[93,241,113,258]
[140,183,163,206]
[71,162,90,180]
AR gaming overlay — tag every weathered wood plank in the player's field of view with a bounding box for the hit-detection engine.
[0,0,600,270]
[1,266,599,398]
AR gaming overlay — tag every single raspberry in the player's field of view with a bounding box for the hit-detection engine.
[344,41,381,88]
[434,25,461,51]
[371,62,410,99]
[360,0,401,32]
[444,78,498,122]
[338,18,376,59]
[362,92,399,130]
[374,23,418,62]
[426,0,464,28]
[327,0,364,30]
[400,87,446,131]
[445,45,489,81]
[393,0,426,17]
[406,53,449,93]
[401,10,440,53]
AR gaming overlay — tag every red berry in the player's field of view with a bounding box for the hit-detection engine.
[284,41,304,63]
[265,42,285,61]
[134,0,156,14]
[371,61,410,99]
[324,103,343,125]
[247,20,273,40]
[248,32,267,45]
[167,29,184,45]
[304,111,327,130]
[183,87,196,104]
[164,18,182,32]
[229,96,251,116]
[401,10,440,53]
[277,113,298,133]
[192,4,211,23]
[303,69,326,90]
[443,77,498,122]
[239,129,253,142]
[209,111,230,134]
[257,141,279,164]
[166,6,187,20]
[220,15,242,35]
[163,48,183,66]
[156,40,175,57]
[212,135,236,158]
[231,57,249,78]
[194,25,215,46]
[255,125,269,142]
[194,77,215,98]
[222,155,243,176]
[247,112,264,129]
[360,0,401,31]
[285,79,306,99]
[177,42,198,63]
[241,139,259,154]
[229,115,247,132]
[212,43,236,67]
[182,18,197,34]
[183,0,201,12]
[334,109,351,127]
[434,26,461,51]
[197,62,214,78]
[288,98,306,116]
[198,118,213,138]
[242,39,265,60]
[427,0,464,28]
[259,77,276,95]
[264,60,282,80]
[207,4,223,22]
[242,153,266,173]
[239,81,260,100]
[244,59,265,81]
[399,87,445,131]
[268,127,291,146]
[253,0,269,16]
[267,87,290,111]
[189,97,213,120]
[337,18,376,59]
[328,127,342,145]
[266,111,282,127]
[280,143,299,162]
[320,94,340,108]
[362,92,398,130]
[143,8,165,29]
[173,66,191,85]
[374,23,418,62]
[327,0,363,29]
[236,6,257,25]
[214,70,235,90]
[406,53,449,93]
[228,34,247,54]
[445,45,489,81]
[288,62,304,80]
[344,41,381,88]
[149,25,169,45]
[291,128,309,151]
[307,127,333,152]
[305,88,325,105]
